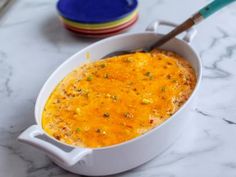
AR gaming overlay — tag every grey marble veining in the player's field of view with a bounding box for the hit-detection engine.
[0,0,236,177]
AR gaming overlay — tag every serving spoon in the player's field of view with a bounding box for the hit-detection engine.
[104,0,236,58]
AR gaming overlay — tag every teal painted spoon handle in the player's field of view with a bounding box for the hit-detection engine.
[199,0,235,18]
[151,0,236,49]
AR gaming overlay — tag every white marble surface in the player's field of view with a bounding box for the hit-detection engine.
[1,0,236,176]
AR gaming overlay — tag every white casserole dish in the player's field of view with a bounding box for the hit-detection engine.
[18,20,202,176]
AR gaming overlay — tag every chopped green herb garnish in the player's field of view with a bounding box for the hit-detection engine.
[87,76,93,81]
[76,128,80,132]
[124,112,133,118]
[149,75,154,80]
[103,112,110,118]
[141,98,153,105]
[161,86,166,92]
[144,71,151,76]
[111,95,118,100]
[77,89,89,97]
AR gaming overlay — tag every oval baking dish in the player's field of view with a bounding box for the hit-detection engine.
[18,20,202,176]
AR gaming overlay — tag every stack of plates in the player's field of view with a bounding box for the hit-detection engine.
[57,0,138,37]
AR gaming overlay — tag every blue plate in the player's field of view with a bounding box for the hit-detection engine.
[57,0,138,24]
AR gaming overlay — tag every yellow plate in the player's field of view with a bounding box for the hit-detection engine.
[60,10,138,30]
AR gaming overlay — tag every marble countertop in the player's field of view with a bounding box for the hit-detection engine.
[1,0,236,177]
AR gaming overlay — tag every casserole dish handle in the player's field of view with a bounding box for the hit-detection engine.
[146,20,197,43]
[18,125,92,166]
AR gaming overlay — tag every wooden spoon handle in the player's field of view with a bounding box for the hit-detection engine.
[150,13,202,50]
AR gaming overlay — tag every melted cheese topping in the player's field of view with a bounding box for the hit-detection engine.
[42,50,196,148]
